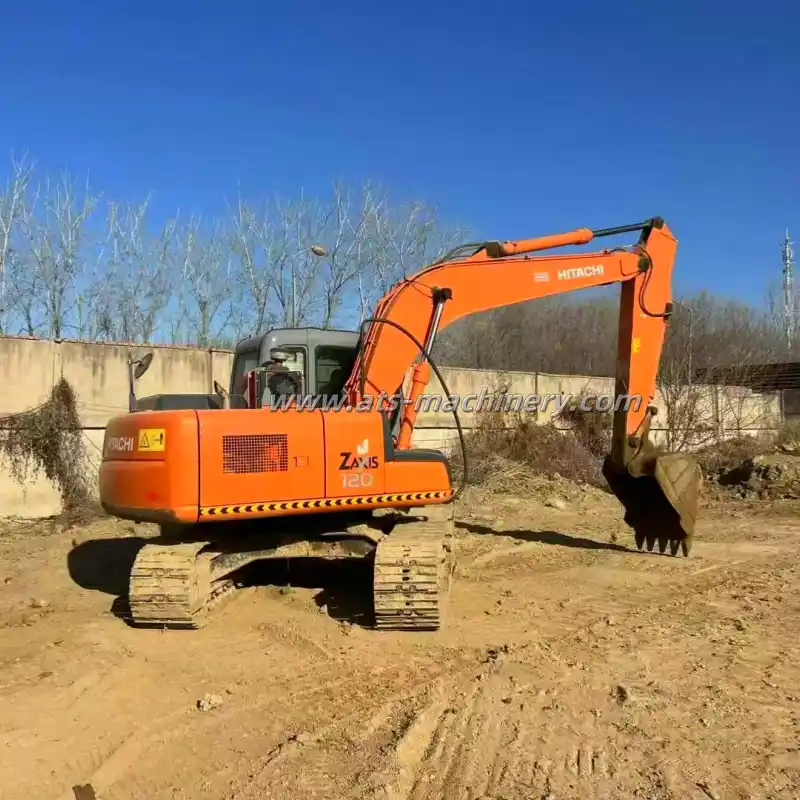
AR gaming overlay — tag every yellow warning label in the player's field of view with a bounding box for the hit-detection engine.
[632,337,641,354]
[138,428,166,452]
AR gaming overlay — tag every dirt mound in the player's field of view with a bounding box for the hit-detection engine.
[718,452,800,499]
[695,429,800,500]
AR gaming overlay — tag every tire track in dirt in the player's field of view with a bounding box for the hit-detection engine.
[501,733,614,799]
[4,611,357,789]
[218,541,800,800]
[481,544,800,658]
[4,507,799,800]
[223,649,526,800]
[222,652,486,800]
[329,666,514,800]
[48,669,376,800]
[62,655,472,800]
[401,670,513,800]
[339,662,619,800]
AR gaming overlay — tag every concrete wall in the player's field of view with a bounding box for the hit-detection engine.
[0,335,785,517]
[411,366,784,455]
[0,336,234,517]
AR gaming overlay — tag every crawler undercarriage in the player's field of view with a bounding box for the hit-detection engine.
[125,504,456,631]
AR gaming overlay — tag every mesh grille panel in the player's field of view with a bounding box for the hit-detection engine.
[222,433,288,474]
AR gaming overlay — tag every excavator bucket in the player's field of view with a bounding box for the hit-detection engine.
[602,440,702,556]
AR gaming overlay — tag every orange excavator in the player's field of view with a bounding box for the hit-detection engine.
[99,216,702,631]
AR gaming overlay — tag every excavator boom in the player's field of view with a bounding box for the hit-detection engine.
[344,216,702,555]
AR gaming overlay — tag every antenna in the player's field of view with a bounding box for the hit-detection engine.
[782,229,795,350]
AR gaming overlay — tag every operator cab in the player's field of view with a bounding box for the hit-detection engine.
[230,327,359,407]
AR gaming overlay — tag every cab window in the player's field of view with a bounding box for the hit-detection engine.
[315,346,357,396]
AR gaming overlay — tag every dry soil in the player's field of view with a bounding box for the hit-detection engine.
[1,488,799,800]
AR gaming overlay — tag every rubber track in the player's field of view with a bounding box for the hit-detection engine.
[373,517,455,632]
[128,541,233,629]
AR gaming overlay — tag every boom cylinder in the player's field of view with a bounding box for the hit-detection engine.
[397,287,452,449]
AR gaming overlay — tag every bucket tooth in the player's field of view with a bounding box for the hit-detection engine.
[603,447,702,557]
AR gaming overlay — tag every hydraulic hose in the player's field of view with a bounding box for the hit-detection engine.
[357,316,469,501]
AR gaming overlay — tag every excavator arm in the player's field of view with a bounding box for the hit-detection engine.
[343,217,702,555]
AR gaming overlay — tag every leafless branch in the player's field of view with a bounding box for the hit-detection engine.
[175,214,243,347]
[16,169,98,338]
[0,153,34,334]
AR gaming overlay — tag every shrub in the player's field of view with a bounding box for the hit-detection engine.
[555,391,613,458]
[0,378,97,520]
[451,382,608,488]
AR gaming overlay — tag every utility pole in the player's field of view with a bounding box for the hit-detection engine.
[782,229,795,351]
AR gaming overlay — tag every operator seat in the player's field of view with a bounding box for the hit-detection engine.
[322,367,344,397]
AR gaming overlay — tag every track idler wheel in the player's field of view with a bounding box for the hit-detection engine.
[603,447,702,557]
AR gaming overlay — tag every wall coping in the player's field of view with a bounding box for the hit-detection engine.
[0,333,234,354]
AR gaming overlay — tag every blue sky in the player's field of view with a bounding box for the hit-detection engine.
[1,0,797,306]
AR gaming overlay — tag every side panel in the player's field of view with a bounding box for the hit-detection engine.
[384,460,451,494]
[99,410,200,524]
[197,409,325,507]
[321,410,387,498]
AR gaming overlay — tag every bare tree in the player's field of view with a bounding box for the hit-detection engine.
[268,191,326,328]
[356,191,469,323]
[175,214,244,347]
[437,290,619,375]
[317,181,378,329]
[230,190,330,332]
[437,287,795,449]
[0,154,34,335]
[78,199,177,343]
[766,276,800,359]
[16,170,98,339]
[0,155,470,345]
[229,193,282,336]
[656,303,717,450]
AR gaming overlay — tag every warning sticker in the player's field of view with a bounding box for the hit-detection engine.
[138,428,166,452]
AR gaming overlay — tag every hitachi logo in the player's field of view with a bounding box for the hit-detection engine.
[106,436,134,453]
[557,265,604,280]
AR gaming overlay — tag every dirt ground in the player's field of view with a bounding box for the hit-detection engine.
[1,488,799,800]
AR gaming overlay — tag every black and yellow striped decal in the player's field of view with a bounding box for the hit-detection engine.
[199,490,453,518]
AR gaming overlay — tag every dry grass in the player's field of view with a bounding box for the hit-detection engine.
[452,387,612,490]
